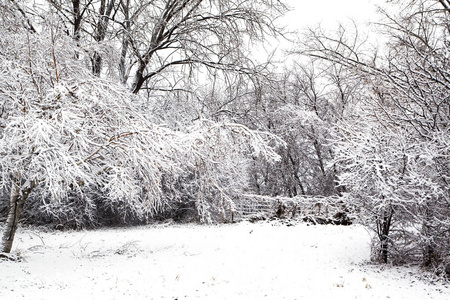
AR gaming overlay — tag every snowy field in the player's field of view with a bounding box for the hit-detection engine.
[1,221,448,300]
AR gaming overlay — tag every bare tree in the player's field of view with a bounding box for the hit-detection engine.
[0,2,284,252]
[45,0,120,74]
[243,59,361,198]
[122,0,286,94]
[42,0,286,93]
[301,0,449,272]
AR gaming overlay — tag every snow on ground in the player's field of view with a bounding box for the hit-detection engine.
[0,221,448,300]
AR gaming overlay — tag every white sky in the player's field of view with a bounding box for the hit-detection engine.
[281,0,384,30]
[255,0,387,64]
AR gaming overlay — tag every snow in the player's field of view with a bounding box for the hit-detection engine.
[1,222,448,300]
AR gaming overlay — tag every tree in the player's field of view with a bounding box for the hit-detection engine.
[174,119,282,223]
[0,4,281,252]
[241,59,361,198]
[301,0,449,273]
[0,9,183,252]
[126,0,287,94]
[41,0,287,93]
[333,120,412,263]
[42,0,120,74]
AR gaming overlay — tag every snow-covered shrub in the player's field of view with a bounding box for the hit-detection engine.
[158,119,282,224]
[335,115,449,270]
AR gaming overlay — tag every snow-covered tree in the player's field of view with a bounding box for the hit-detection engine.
[0,10,186,252]
[334,120,411,263]
[0,4,281,252]
[243,61,361,198]
[39,0,287,93]
[302,0,450,273]
[182,119,282,223]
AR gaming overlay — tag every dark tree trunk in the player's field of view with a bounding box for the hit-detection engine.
[1,179,33,253]
[72,0,82,41]
[380,235,389,264]
[91,0,116,76]
[422,204,437,267]
[132,65,147,94]
[92,52,102,76]
[377,207,393,264]
[119,27,130,84]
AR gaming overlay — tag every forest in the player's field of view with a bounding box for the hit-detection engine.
[0,0,449,281]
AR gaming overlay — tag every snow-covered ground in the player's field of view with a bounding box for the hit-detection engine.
[1,221,448,300]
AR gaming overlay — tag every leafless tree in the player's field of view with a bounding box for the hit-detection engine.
[301,0,449,272]
[0,3,282,252]
[41,0,287,93]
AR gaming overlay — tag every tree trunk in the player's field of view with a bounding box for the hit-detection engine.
[422,203,437,267]
[377,207,393,264]
[72,0,82,41]
[132,64,147,94]
[91,0,116,76]
[119,31,130,84]
[379,235,389,264]
[1,179,33,253]
[92,52,102,76]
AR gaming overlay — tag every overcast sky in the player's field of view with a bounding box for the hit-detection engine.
[282,0,384,30]
[258,0,386,64]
